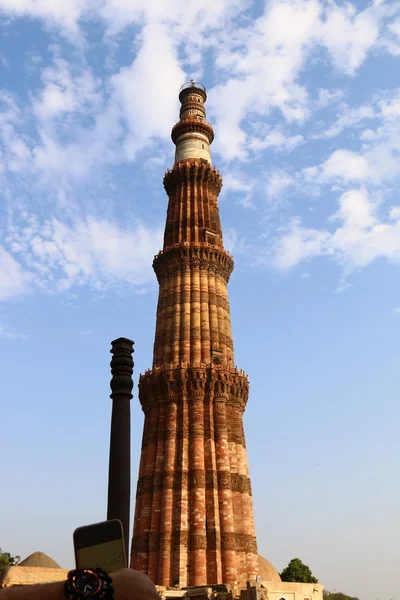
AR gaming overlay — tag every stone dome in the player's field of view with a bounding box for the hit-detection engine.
[258,555,282,584]
[19,552,61,569]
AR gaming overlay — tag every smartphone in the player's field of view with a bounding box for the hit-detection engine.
[73,519,127,573]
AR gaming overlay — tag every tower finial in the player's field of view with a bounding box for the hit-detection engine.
[173,81,212,165]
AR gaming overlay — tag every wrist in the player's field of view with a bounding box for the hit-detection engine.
[0,581,65,599]
[65,568,114,600]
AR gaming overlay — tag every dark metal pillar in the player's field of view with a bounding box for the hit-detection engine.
[107,337,134,561]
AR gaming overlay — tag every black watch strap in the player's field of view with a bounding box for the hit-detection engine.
[64,568,114,599]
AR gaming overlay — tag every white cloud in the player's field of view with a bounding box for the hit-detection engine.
[101,0,245,37]
[273,216,331,269]
[210,0,321,159]
[0,323,28,340]
[393,307,400,314]
[33,58,101,122]
[0,0,85,36]
[331,189,377,230]
[208,79,250,161]
[389,206,400,221]
[378,89,400,119]
[335,278,352,294]
[223,228,237,254]
[381,15,400,55]
[0,0,399,299]
[223,173,253,194]
[302,90,400,189]
[0,0,395,176]
[31,103,123,179]
[316,103,377,139]
[0,24,186,179]
[1,215,163,299]
[0,91,33,175]
[319,2,381,75]
[0,247,31,299]
[207,0,395,161]
[248,130,303,152]
[272,189,400,271]
[314,88,345,109]
[0,58,123,182]
[222,172,255,207]
[311,149,370,182]
[111,23,185,158]
[388,16,400,37]
[266,170,294,199]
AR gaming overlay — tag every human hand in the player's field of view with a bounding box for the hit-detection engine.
[112,568,159,600]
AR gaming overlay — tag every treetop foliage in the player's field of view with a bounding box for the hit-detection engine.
[280,558,318,584]
[0,549,21,568]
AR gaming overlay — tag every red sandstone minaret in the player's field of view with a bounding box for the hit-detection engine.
[131,82,258,590]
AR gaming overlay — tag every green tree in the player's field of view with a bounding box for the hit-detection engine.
[324,591,360,600]
[280,558,318,583]
[0,549,20,568]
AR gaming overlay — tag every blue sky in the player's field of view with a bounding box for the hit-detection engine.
[1,0,399,598]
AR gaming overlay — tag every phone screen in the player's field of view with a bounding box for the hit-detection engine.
[73,519,127,573]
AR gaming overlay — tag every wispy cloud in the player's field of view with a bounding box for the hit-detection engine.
[0,247,31,300]
[2,214,163,298]
[0,323,28,340]
[335,278,353,294]
[272,188,400,271]
[265,170,295,202]
[266,86,400,272]
[0,0,399,301]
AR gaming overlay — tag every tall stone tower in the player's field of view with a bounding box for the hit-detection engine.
[131,82,258,590]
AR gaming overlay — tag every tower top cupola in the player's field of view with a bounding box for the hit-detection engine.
[178,80,207,109]
[172,80,214,165]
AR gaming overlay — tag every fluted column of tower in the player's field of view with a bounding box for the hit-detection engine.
[131,82,258,590]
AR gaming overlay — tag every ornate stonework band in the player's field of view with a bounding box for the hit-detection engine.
[136,470,252,495]
[164,161,222,195]
[132,532,257,554]
[138,365,249,412]
[153,245,234,284]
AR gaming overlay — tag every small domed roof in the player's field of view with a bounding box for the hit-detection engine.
[258,555,282,584]
[19,552,61,569]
